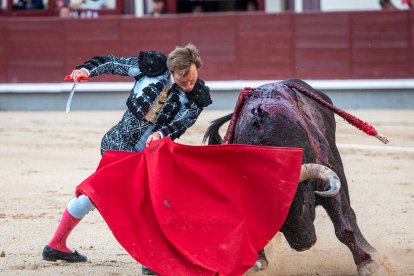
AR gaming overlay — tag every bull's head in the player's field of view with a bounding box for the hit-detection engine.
[233,83,340,197]
[234,82,331,165]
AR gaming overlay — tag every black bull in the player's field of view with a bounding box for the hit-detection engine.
[203,79,380,274]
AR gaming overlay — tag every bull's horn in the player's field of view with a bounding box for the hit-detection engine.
[299,164,341,197]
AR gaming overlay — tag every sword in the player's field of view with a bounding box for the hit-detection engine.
[64,75,89,113]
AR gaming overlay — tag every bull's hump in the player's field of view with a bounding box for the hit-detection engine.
[253,83,290,100]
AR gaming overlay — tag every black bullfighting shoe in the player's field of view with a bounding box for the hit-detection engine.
[42,245,87,262]
[142,265,158,275]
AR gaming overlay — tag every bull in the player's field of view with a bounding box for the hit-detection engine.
[203,79,388,275]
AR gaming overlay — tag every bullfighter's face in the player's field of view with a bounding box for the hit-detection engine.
[173,63,198,93]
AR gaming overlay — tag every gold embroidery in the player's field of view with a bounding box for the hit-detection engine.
[144,81,171,123]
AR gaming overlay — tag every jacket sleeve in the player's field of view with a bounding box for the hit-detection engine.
[76,55,139,77]
[157,102,204,140]
[158,80,212,140]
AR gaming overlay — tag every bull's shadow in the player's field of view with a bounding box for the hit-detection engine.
[203,79,384,275]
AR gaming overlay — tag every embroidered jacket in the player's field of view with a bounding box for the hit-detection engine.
[77,51,212,140]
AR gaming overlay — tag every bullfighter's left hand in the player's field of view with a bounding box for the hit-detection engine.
[146,132,162,147]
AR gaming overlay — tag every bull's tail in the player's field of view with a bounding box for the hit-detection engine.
[285,79,389,144]
[202,113,233,145]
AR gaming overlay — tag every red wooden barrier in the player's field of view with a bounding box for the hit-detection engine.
[0,20,6,83]
[0,11,413,83]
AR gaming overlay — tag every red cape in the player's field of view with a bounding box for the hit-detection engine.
[76,138,303,276]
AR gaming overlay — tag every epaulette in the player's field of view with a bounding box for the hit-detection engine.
[137,50,168,77]
[186,79,212,108]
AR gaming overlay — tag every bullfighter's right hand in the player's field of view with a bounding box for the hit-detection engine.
[70,69,89,81]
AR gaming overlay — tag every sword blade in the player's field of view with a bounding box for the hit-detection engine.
[66,82,78,113]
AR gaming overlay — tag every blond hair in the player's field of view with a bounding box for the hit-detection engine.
[167,43,203,76]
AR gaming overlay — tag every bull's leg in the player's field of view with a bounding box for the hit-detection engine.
[320,192,380,275]
[324,161,376,253]
[251,182,318,273]
[280,182,318,251]
[346,206,376,253]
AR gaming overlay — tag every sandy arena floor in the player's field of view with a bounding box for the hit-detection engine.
[0,109,413,275]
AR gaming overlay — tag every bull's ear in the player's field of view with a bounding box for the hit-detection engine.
[285,78,314,90]
[284,78,329,100]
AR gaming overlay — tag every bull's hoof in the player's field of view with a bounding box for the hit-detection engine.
[357,260,380,276]
[250,257,269,272]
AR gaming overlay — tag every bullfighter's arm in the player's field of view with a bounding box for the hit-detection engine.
[76,55,139,77]
[157,80,212,139]
[157,103,203,140]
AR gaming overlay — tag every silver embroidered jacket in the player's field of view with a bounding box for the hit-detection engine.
[77,51,212,144]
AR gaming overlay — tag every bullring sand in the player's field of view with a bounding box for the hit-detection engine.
[0,110,413,275]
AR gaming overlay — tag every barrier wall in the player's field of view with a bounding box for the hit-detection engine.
[0,10,413,83]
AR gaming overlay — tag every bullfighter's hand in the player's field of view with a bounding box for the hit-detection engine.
[146,132,162,147]
[70,69,89,81]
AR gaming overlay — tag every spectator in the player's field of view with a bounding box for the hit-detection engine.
[83,0,105,9]
[151,0,166,17]
[13,0,44,10]
[379,0,397,10]
[246,0,258,11]
[59,6,71,17]
[402,0,414,9]
[56,0,71,17]
[69,0,106,10]
[191,3,203,13]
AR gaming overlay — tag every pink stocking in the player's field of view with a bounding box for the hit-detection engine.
[47,208,81,253]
